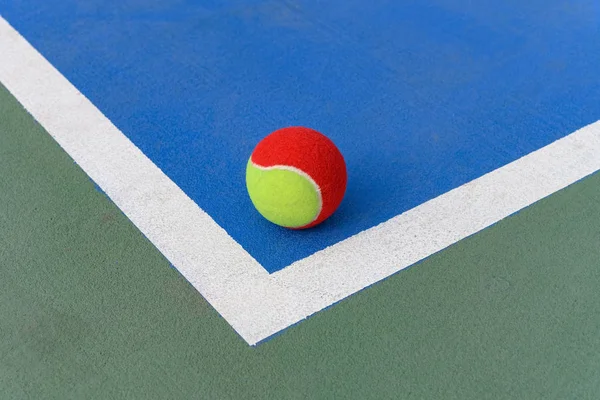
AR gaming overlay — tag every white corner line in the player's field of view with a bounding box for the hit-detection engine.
[1,16,600,346]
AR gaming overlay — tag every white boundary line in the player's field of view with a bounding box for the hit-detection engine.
[2,16,600,346]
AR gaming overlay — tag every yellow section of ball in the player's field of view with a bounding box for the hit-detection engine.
[246,159,321,228]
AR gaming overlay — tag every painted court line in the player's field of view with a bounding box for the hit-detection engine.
[1,16,600,346]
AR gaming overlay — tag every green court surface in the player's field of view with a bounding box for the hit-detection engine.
[1,82,600,399]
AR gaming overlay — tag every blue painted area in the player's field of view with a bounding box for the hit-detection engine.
[2,0,599,272]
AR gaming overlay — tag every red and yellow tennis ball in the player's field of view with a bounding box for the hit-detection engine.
[246,127,347,229]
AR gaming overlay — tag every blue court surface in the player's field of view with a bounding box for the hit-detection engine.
[2,0,599,272]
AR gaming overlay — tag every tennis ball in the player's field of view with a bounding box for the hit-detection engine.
[246,126,347,229]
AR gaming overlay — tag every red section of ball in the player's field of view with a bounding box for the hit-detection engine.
[250,126,347,229]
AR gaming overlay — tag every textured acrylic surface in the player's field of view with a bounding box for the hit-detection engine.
[1,0,599,271]
[2,83,600,398]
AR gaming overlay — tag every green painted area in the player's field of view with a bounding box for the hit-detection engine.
[246,159,320,228]
[1,83,600,399]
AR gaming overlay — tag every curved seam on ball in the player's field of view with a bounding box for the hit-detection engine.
[249,161,323,227]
